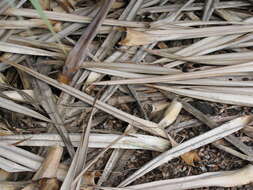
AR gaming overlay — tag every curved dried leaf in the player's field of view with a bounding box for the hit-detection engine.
[5,62,166,137]
[0,96,50,122]
[0,133,170,152]
[119,116,253,186]
[152,85,253,107]
[129,164,253,190]
[0,42,63,57]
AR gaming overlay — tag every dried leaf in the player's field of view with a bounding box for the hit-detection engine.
[4,8,146,28]
[0,145,67,181]
[167,134,200,166]
[2,90,34,102]
[60,0,115,83]
[118,116,253,187]
[0,96,51,122]
[0,42,63,57]
[158,99,182,128]
[119,28,153,46]
[181,151,201,166]
[128,164,253,190]
[0,169,11,181]
[0,133,170,152]
[94,61,253,85]
[39,178,60,190]
[152,85,253,107]
[4,61,166,137]
[82,171,100,190]
[33,146,63,180]
[119,24,253,46]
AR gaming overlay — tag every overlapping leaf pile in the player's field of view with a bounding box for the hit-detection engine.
[0,0,253,190]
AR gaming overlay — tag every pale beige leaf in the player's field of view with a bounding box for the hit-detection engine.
[0,96,51,122]
[33,146,63,180]
[128,164,253,190]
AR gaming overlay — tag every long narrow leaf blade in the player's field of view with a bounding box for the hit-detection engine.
[0,96,50,122]
[118,115,253,187]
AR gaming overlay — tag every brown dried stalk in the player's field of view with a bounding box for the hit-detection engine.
[59,0,115,84]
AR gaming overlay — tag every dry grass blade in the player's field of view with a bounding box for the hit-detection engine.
[202,0,215,21]
[30,61,75,158]
[3,8,147,28]
[87,68,150,79]
[138,1,250,14]
[0,19,48,29]
[0,145,44,172]
[59,0,115,83]
[158,99,182,128]
[2,1,253,189]
[94,61,253,85]
[167,134,200,166]
[150,0,196,28]
[68,102,97,190]
[128,164,253,190]
[152,85,253,107]
[8,36,72,53]
[191,86,253,96]
[119,25,253,46]
[4,61,166,137]
[0,0,14,15]
[0,133,170,151]
[161,91,253,158]
[60,151,78,190]
[81,62,179,75]
[0,41,64,57]
[33,146,63,180]
[32,146,62,190]
[0,156,32,172]
[72,127,135,186]
[0,145,67,180]
[96,149,123,187]
[0,96,50,122]
[118,116,253,187]
[148,50,253,65]
[164,78,253,87]
[2,90,34,102]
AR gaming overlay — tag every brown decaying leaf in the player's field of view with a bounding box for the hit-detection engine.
[59,0,115,83]
[33,146,63,180]
[167,134,201,166]
[180,151,201,166]
[82,171,100,190]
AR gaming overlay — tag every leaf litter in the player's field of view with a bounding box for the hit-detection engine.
[0,0,253,190]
